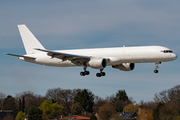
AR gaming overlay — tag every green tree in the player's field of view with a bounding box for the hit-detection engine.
[46,88,82,116]
[112,90,131,112]
[71,102,83,115]
[39,100,63,119]
[22,97,25,112]
[28,107,43,120]
[3,95,16,110]
[16,111,25,120]
[114,90,129,102]
[74,89,94,113]
[18,98,21,111]
[153,102,164,119]
[15,91,46,112]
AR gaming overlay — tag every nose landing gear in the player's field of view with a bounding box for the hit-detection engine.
[154,62,161,73]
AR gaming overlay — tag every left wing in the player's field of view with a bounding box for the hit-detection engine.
[35,48,90,66]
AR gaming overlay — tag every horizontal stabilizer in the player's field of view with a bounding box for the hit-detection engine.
[5,53,36,59]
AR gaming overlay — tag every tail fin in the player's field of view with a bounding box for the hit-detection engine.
[18,24,45,54]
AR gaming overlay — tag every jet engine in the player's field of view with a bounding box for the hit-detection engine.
[112,63,135,71]
[87,58,106,69]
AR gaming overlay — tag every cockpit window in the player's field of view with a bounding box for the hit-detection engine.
[162,50,173,53]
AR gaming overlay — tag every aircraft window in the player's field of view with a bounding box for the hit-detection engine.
[162,50,173,53]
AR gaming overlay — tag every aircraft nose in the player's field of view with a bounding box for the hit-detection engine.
[172,53,177,60]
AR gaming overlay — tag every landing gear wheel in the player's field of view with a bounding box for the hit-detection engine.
[80,71,90,76]
[154,70,158,73]
[96,69,106,77]
[80,65,90,76]
[80,72,85,76]
[85,71,90,75]
[101,72,106,76]
[96,73,101,77]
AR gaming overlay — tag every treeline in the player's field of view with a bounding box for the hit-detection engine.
[0,85,180,120]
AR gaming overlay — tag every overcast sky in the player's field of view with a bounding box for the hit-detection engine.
[0,0,180,103]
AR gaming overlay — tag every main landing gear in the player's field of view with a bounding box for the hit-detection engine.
[80,67,106,77]
[80,66,90,76]
[96,69,106,77]
[154,62,161,73]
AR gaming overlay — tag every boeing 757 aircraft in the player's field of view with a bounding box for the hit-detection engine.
[6,25,177,77]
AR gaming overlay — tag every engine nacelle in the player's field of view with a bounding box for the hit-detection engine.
[112,63,135,71]
[87,58,106,69]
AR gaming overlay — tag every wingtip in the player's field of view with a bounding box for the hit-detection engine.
[4,53,9,55]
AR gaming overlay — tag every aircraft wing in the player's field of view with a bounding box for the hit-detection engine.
[35,48,90,66]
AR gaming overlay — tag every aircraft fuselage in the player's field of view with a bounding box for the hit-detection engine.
[21,46,177,67]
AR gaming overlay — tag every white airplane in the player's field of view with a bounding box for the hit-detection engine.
[6,25,177,77]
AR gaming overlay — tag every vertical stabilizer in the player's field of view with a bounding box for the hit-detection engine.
[18,25,45,54]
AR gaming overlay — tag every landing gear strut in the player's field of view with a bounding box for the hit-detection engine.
[80,66,90,76]
[154,62,161,73]
[96,69,106,77]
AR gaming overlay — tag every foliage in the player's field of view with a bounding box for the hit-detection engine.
[158,103,177,120]
[112,90,131,112]
[174,115,180,120]
[74,89,94,113]
[90,114,97,120]
[39,100,63,119]
[153,102,164,119]
[114,90,129,101]
[18,98,21,111]
[137,109,154,120]
[16,111,25,120]
[71,102,83,115]
[113,100,130,112]
[24,106,28,115]
[46,87,81,116]
[28,107,43,120]
[98,102,116,120]
[16,91,46,112]
[3,95,16,110]
[139,100,158,111]
[111,114,124,120]
[123,104,139,112]
[1,85,180,120]
[153,85,180,120]
[93,96,107,113]
[22,97,25,112]
[0,92,6,110]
